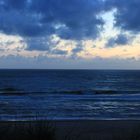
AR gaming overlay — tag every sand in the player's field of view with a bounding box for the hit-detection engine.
[0,120,140,140]
[55,120,140,140]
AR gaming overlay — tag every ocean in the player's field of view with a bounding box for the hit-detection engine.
[0,69,140,120]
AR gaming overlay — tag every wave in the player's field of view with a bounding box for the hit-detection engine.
[0,88,84,96]
[51,89,140,95]
[0,87,140,96]
[0,87,26,96]
[49,90,84,95]
[94,90,118,94]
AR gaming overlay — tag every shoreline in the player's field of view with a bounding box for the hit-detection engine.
[1,118,140,122]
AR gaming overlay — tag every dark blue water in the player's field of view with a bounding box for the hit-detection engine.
[0,70,140,120]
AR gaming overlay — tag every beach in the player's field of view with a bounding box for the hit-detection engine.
[1,70,140,139]
[0,120,140,140]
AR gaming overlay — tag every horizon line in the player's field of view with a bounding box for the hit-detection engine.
[0,68,140,71]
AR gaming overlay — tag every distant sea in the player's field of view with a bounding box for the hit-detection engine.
[0,69,140,120]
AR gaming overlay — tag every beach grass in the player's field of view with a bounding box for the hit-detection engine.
[0,121,56,140]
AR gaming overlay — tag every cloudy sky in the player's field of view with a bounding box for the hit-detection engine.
[0,0,140,69]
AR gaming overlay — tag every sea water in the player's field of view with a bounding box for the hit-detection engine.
[0,69,140,120]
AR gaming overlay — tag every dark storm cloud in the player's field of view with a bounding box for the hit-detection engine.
[0,0,105,40]
[106,34,130,47]
[30,0,105,40]
[106,0,140,32]
[0,10,48,37]
[26,39,49,51]
[71,41,84,58]
[1,0,140,51]
[51,49,68,55]
[72,47,83,54]
[25,37,54,51]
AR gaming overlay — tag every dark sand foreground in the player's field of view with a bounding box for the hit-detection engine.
[0,120,140,140]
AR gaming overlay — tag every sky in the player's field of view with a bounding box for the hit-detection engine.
[0,0,140,69]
